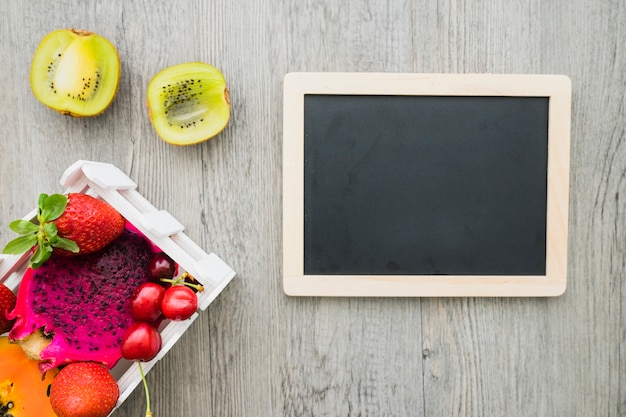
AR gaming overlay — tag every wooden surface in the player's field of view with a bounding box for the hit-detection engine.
[0,0,623,416]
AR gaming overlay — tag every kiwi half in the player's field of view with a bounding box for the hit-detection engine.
[30,29,121,117]
[147,62,230,145]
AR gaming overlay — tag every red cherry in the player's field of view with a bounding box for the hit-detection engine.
[161,286,198,320]
[130,282,166,322]
[121,322,162,362]
[147,252,176,279]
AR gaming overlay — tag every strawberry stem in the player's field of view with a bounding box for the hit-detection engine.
[137,361,153,417]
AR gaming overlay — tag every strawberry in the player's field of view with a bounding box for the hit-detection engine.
[2,193,125,268]
[49,361,119,417]
[0,283,17,334]
[53,193,125,255]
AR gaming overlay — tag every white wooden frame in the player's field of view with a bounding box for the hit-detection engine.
[283,73,571,297]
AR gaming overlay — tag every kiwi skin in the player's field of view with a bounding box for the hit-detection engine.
[147,62,231,146]
[30,29,121,117]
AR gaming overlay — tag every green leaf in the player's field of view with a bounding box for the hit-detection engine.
[38,193,48,210]
[41,194,67,222]
[53,237,79,253]
[8,219,39,234]
[43,222,58,238]
[2,234,38,254]
[31,244,53,269]
[37,193,48,218]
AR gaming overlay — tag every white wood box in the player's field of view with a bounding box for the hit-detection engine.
[0,160,236,415]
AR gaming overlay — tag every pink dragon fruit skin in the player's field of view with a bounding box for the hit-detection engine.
[8,226,156,373]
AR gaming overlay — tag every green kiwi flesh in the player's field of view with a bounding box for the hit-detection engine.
[30,29,121,117]
[147,62,230,145]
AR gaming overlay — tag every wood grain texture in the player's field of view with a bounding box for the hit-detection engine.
[0,0,623,416]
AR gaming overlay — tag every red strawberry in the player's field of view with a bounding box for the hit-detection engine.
[0,283,17,334]
[53,193,125,255]
[3,193,125,268]
[49,361,120,417]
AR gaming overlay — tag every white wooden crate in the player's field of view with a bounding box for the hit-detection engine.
[0,160,236,415]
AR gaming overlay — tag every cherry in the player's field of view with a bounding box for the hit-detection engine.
[161,285,198,320]
[147,252,176,279]
[130,282,166,323]
[120,322,162,362]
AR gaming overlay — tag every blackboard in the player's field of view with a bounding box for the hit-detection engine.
[283,73,571,297]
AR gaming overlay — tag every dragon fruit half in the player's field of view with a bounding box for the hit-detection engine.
[8,225,156,373]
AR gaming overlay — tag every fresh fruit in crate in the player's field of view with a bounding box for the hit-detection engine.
[131,269,205,325]
[146,62,231,145]
[160,272,204,320]
[147,251,177,279]
[162,284,199,320]
[0,336,58,417]
[120,321,162,362]
[130,282,166,323]
[1,185,208,417]
[121,321,163,417]
[7,226,155,373]
[3,193,125,268]
[30,29,121,117]
[49,361,119,417]
[51,193,125,255]
[0,283,17,334]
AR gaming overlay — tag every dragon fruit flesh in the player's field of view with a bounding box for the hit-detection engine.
[8,225,156,373]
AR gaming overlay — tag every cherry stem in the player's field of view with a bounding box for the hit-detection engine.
[137,361,153,417]
[160,273,204,292]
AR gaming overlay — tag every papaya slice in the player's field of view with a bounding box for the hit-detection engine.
[0,336,58,417]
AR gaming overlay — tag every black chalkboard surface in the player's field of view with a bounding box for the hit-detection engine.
[304,95,549,276]
[283,73,571,297]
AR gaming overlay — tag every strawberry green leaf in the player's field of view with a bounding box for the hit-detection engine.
[2,234,38,254]
[31,244,53,269]
[8,219,39,234]
[43,221,58,238]
[5,193,75,268]
[53,237,79,253]
[37,193,48,212]
[40,193,68,222]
